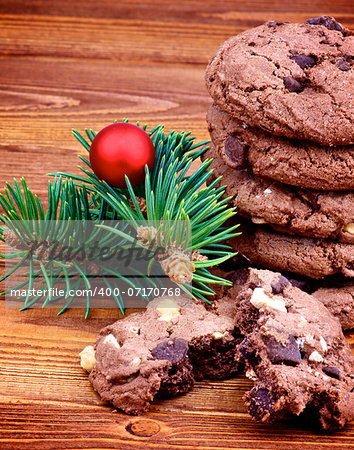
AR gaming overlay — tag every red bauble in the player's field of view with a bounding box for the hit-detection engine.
[89,123,155,188]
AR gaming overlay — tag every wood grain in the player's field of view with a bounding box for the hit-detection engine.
[0,1,353,448]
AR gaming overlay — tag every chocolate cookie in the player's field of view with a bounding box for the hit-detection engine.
[312,281,354,330]
[277,274,354,331]
[212,266,354,330]
[205,145,354,243]
[229,220,354,279]
[80,296,241,415]
[206,18,354,146]
[208,103,354,191]
[235,268,354,430]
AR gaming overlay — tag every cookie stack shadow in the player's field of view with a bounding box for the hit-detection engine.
[204,18,354,329]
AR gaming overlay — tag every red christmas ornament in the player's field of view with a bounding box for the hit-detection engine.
[89,123,155,188]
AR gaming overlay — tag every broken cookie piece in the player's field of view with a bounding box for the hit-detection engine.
[80,295,242,415]
[235,268,354,430]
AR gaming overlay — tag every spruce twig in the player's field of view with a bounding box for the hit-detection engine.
[0,178,154,315]
[1,120,241,315]
[55,120,241,301]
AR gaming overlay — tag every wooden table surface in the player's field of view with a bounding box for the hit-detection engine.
[0,1,353,449]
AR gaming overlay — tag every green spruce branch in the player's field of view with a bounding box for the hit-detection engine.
[55,120,240,302]
[0,120,240,316]
[0,178,159,317]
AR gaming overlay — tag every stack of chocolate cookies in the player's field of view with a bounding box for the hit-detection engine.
[79,17,354,431]
[204,17,354,327]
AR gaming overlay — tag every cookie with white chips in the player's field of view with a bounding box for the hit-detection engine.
[235,268,354,430]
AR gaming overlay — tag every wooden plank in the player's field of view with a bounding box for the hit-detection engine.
[0,0,354,22]
[0,10,353,64]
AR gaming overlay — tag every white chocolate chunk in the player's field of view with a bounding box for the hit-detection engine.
[250,288,287,312]
[343,223,354,234]
[320,336,328,353]
[103,334,121,349]
[263,188,272,195]
[212,331,224,340]
[211,331,234,341]
[252,217,267,224]
[296,337,305,351]
[223,331,234,342]
[131,357,141,366]
[246,368,258,381]
[79,345,96,372]
[308,350,323,363]
[305,334,315,345]
[157,298,181,322]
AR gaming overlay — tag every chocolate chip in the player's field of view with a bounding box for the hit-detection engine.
[239,338,252,359]
[335,57,352,71]
[267,21,286,28]
[271,275,290,294]
[223,134,248,169]
[248,388,274,421]
[239,338,260,367]
[231,267,249,287]
[151,338,188,363]
[290,52,317,69]
[283,77,304,93]
[323,366,341,379]
[264,335,302,366]
[306,16,345,35]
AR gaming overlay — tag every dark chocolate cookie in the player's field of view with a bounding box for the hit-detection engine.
[208,103,354,191]
[206,18,354,146]
[275,273,354,331]
[312,281,354,330]
[204,145,354,243]
[235,268,354,430]
[228,219,354,279]
[211,266,354,330]
[80,296,241,415]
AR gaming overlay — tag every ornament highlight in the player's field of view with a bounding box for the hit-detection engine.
[89,123,155,188]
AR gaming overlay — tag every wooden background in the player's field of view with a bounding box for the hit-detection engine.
[0,1,353,448]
